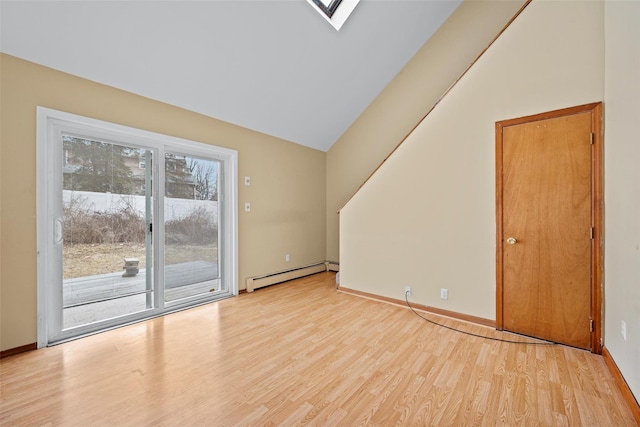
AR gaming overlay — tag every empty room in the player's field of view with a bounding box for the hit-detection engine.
[1,0,639,425]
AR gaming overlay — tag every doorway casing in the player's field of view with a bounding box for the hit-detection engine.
[36,107,239,347]
[495,102,603,353]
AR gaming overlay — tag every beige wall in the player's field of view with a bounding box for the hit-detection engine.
[340,0,604,320]
[325,0,528,263]
[0,54,326,351]
[604,0,640,402]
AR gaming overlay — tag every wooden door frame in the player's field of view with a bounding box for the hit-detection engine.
[495,102,603,354]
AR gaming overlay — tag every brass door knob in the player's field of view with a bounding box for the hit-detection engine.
[506,237,517,245]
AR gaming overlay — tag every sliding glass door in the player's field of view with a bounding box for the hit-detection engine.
[38,108,238,346]
[61,136,154,330]
[164,153,222,303]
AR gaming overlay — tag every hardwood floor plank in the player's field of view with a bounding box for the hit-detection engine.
[1,272,636,426]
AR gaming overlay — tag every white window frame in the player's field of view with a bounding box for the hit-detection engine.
[36,107,238,347]
[306,0,360,31]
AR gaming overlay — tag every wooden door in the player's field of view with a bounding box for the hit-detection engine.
[496,104,602,351]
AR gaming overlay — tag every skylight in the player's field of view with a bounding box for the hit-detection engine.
[312,0,342,18]
[306,0,360,31]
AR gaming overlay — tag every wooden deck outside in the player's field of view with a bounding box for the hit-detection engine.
[63,260,219,307]
[62,261,220,329]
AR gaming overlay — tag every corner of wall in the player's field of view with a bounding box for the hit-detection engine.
[325,0,528,263]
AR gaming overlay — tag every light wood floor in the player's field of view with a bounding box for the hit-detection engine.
[1,272,636,426]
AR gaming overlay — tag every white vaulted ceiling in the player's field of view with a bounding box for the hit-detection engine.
[0,0,461,151]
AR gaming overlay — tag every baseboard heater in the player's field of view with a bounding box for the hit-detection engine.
[245,263,328,292]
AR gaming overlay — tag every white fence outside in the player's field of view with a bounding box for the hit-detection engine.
[63,190,218,225]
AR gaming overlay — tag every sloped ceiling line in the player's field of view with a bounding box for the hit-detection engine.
[338,0,532,212]
[0,0,462,151]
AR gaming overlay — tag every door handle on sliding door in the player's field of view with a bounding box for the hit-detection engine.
[54,218,63,244]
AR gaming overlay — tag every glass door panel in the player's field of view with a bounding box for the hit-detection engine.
[62,135,153,329]
[39,108,238,347]
[164,152,221,302]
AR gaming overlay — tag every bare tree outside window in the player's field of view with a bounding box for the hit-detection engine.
[188,158,218,201]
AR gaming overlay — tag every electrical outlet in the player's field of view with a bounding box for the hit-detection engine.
[244,202,251,212]
[405,286,412,297]
[440,288,448,300]
[285,254,290,262]
[244,176,251,186]
[621,320,627,341]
